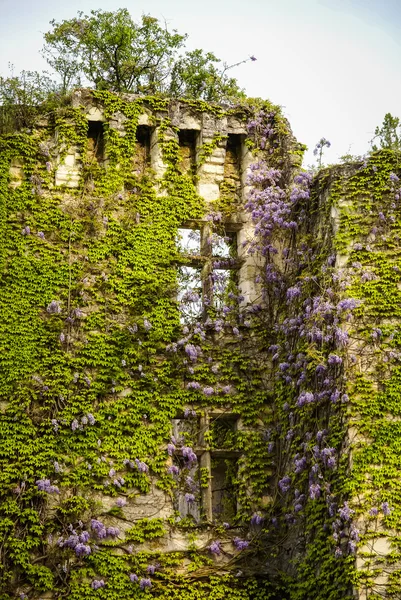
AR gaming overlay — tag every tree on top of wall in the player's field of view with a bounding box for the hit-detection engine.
[371,113,401,153]
[42,9,247,101]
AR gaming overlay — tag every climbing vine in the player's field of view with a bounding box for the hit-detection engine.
[3,87,398,600]
[0,90,298,599]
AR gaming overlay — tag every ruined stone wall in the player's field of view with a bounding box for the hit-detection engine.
[3,89,400,600]
[0,90,303,599]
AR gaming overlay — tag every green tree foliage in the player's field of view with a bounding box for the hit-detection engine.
[371,112,401,152]
[42,9,245,101]
[0,67,58,132]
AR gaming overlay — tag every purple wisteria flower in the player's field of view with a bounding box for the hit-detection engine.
[209,540,221,555]
[146,565,158,575]
[221,385,232,394]
[369,507,378,516]
[74,542,92,557]
[143,319,152,331]
[338,502,354,521]
[203,386,214,396]
[106,526,120,538]
[309,483,321,499]
[233,537,249,550]
[251,512,263,526]
[182,446,197,465]
[187,381,201,390]
[91,580,105,590]
[286,286,301,302]
[47,300,61,314]
[328,354,342,366]
[382,502,391,516]
[294,456,307,473]
[313,137,331,158]
[185,493,196,504]
[135,459,149,473]
[129,573,139,583]
[36,479,60,494]
[185,344,199,362]
[140,578,152,590]
[91,519,107,539]
[278,476,291,493]
[296,391,314,407]
[167,465,179,476]
[116,498,126,508]
[335,328,349,347]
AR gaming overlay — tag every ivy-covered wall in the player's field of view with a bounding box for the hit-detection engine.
[0,89,301,600]
[2,88,400,600]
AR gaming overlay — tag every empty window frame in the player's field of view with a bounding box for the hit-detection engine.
[132,125,151,174]
[177,265,203,323]
[208,415,238,450]
[176,224,239,322]
[223,134,243,203]
[169,412,241,522]
[171,415,202,523]
[201,412,240,522]
[178,130,198,175]
[176,228,201,256]
[211,457,238,522]
[173,455,202,523]
[87,121,104,163]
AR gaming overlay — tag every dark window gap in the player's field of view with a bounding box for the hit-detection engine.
[211,456,238,522]
[209,417,238,451]
[224,134,242,201]
[133,125,151,173]
[178,129,198,173]
[87,121,104,162]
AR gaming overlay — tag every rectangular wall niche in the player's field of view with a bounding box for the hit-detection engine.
[133,125,151,174]
[211,457,238,522]
[172,416,202,523]
[178,130,198,174]
[224,134,243,202]
[87,121,104,163]
[171,412,240,524]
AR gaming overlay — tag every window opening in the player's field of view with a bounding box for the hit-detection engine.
[223,134,242,203]
[171,415,202,522]
[176,224,240,323]
[209,416,238,450]
[172,417,200,446]
[212,232,237,259]
[178,130,197,174]
[133,125,151,174]
[177,266,203,323]
[224,134,242,179]
[87,121,104,163]
[211,457,238,522]
[176,228,201,256]
[173,455,201,523]
[209,269,237,310]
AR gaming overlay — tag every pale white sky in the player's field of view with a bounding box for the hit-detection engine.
[0,0,400,166]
